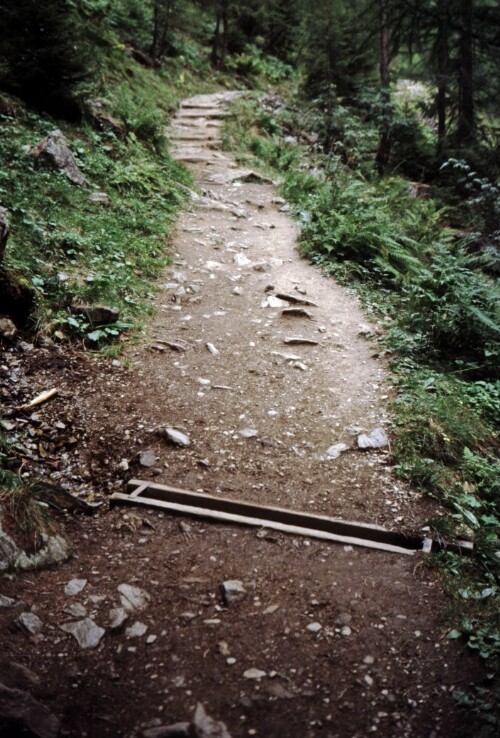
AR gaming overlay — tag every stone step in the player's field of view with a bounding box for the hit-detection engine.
[180,102,227,110]
[171,135,222,143]
[175,110,230,119]
[173,154,232,164]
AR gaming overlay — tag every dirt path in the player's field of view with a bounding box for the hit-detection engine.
[0,92,485,738]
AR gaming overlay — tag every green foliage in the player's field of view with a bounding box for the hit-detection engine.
[305,89,380,173]
[462,381,500,427]
[283,169,458,302]
[0,479,55,553]
[0,69,190,341]
[300,0,377,101]
[440,158,500,273]
[226,44,293,85]
[397,244,500,365]
[392,369,487,487]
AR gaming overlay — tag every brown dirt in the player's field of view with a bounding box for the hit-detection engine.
[0,92,487,738]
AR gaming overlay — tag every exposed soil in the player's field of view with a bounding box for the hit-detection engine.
[0,92,488,738]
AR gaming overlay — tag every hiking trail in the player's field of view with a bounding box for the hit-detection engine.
[0,92,483,738]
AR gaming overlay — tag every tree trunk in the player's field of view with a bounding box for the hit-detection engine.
[211,1,222,67]
[152,0,174,60]
[211,0,229,70]
[436,0,449,153]
[220,0,229,70]
[376,0,391,176]
[457,0,475,145]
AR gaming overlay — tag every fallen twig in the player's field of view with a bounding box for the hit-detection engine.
[17,388,59,411]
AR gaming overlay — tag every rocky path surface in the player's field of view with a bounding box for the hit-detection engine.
[0,92,484,738]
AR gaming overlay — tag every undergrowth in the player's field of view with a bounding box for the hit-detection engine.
[224,94,500,684]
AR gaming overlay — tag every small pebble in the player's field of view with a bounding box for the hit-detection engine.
[306,622,322,633]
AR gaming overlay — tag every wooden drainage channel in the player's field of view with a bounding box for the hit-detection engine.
[110,480,473,557]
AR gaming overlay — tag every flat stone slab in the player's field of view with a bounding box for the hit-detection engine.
[60,618,105,649]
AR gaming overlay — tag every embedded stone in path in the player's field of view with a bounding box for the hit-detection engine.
[326,443,350,460]
[161,427,191,447]
[64,578,87,596]
[118,583,151,611]
[357,427,389,450]
[17,612,43,635]
[222,580,247,604]
[139,450,156,467]
[0,594,16,608]
[192,702,233,738]
[60,618,105,649]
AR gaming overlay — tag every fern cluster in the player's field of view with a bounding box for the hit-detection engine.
[281,169,500,370]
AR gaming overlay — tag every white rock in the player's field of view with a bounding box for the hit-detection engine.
[262,295,289,308]
[64,578,87,596]
[126,621,148,638]
[202,258,223,272]
[0,594,16,608]
[60,618,105,649]
[222,580,247,604]
[233,253,252,267]
[18,612,43,635]
[63,603,87,618]
[243,668,267,679]
[118,583,151,611]
[180,612,197,622]
[341,626,352,637]
[326,443,349,459]
[239,428,258,438]
[357,428,389,450]
[161,427,191,447]
[306,622,322,633]
[109,607,128,629]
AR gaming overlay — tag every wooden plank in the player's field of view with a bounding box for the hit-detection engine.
[111,480,473,556]
[109,492,416,555]
[129,482,149,499]
[119,479,423,551]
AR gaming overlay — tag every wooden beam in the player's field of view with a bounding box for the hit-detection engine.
[110,491,416,555]
[108,479,474,556]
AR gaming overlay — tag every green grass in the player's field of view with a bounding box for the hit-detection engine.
[0,37,222,344]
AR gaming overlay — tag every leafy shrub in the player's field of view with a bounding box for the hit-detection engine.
[393,370,487,475]
[398,244,500,365]
[306,88,379,172]
[226,45,293,85]
[462,381,500,427]
[441,158,500,274]
[283,173,438,282]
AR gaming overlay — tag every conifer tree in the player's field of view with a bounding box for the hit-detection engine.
[0,0,87,118]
